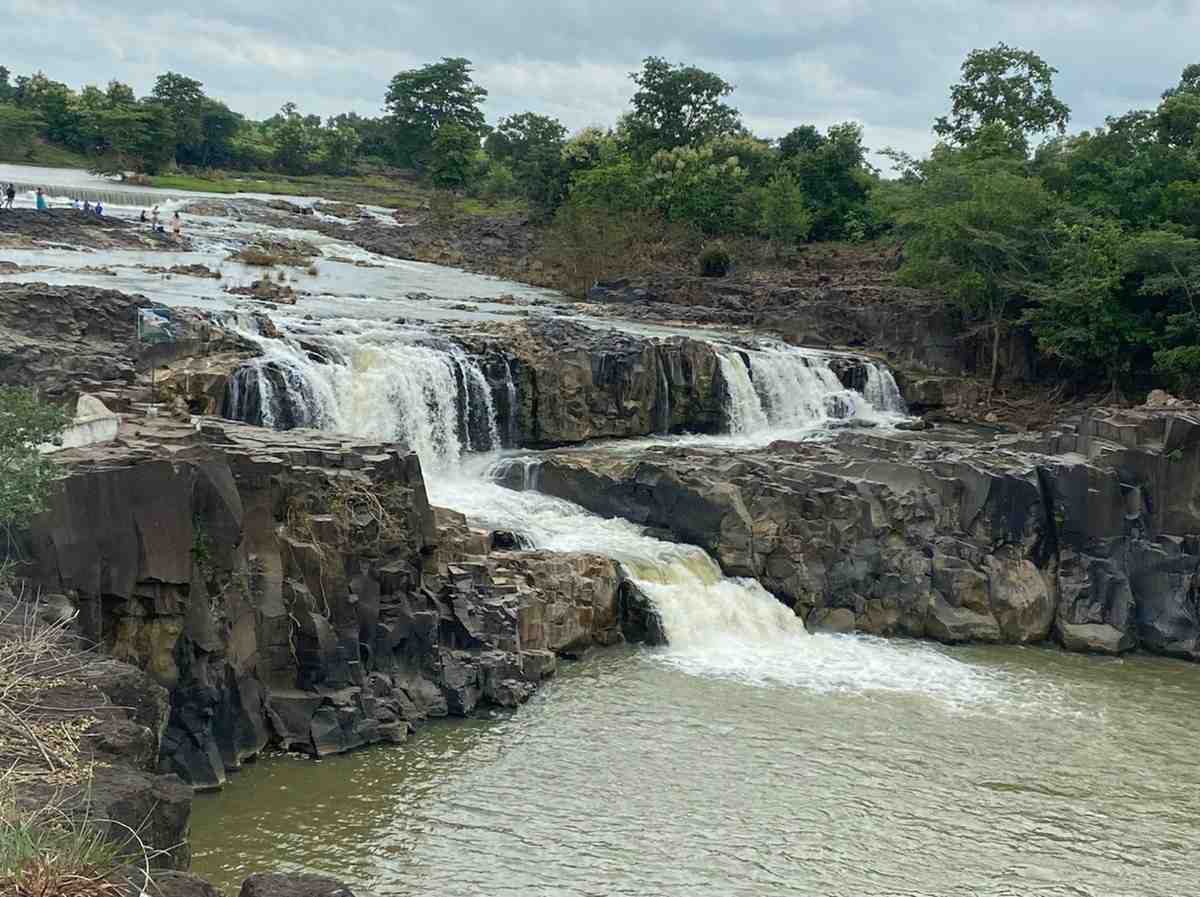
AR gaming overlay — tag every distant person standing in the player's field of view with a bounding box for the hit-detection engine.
[4,184,15,209]
[35,188,47,211]
[83,200,91,213]
[171,210,182,239]
[94,201,104,216]
[139,209,148,223]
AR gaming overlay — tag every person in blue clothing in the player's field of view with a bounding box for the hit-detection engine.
[35,188,47,211]
[94,201,103,216]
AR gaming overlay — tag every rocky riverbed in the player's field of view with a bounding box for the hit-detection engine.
[4,196,1200,895]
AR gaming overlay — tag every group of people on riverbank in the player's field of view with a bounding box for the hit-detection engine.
[138,205,183,239]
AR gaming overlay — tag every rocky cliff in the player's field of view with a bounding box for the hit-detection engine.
[498,406,1200,660]
[23,416,639,793]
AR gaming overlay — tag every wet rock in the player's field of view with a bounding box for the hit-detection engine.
[619,580,668,645]
[147,872,220,897]
[239,873,357,897]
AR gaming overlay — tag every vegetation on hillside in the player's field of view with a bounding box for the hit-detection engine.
[2,49,1200,395]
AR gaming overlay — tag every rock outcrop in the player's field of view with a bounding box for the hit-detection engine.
[0,283,255,402]
[500,406,1200,660]
[25,416,633,790]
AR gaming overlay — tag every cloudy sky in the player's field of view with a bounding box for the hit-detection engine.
[2,0,1196,164]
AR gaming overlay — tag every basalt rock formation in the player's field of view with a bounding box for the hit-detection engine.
[24,416,637,790]
[0,282,255,402]
[499,405,1200,660]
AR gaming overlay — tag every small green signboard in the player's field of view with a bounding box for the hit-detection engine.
[136,307,176,344]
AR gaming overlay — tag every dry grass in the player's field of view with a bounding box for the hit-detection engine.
[230,247,281,267]
[0,584,162,896]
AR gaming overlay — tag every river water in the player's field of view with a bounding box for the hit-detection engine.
[7,165,1199,896]
[190,644,1200,897]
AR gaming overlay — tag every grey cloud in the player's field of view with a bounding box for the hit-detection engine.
[1,0,1197,160]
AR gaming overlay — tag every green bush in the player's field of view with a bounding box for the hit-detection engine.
[0,388,68,540]
[699,244,732,277]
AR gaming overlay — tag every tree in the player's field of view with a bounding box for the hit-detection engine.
[647,144,747,234]
[0,66,13,103]
[778,124,825,159]
[623,56,741,159]
[895,160,1060,393]
[934,44,1071,146]
[0,388,67,542]
[105,80,135,106]
[1025,219,1154,393]
[486,111,568,215]
[427,122,480,190]
[385,57,487,168]
[90,103,175,174]
[787,122,873,239]
[320,120,360,175]
[150,71,207,164]
[0,105,43,159]
[758,170,812,247]
[270,102,317,174]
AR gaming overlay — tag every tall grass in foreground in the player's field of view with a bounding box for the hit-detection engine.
[0,585,162,896]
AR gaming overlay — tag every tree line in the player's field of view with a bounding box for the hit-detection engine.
[1,49,1199,395]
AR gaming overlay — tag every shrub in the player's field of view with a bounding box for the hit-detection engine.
[699,244,732,277]
[232,247,280,267]
[0,389,68,543]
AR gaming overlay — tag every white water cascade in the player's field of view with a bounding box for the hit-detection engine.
[864,362,908,415]
[224,320,503,472]
[718,344,906,435]
[441,459,998,700]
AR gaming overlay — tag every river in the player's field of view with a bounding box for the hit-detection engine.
[7,165,1199,896]
[189,642,1200,897]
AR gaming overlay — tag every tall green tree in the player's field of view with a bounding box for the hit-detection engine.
[150,71,207,164]
[385,57,487,168]
[427,122,481,190]
[486,111,568,215]
[896,159,1060,391]
[623,57,741,159]
[1025,219,1154,393]
[934,44,1071,146]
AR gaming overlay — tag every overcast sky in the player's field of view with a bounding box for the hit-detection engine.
[2,0,1196,165]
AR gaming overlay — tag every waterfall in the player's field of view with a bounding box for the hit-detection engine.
[863,363,908,415]
[502,359,519,448]
[432,462,990,693]
[717,344,880,435]
[654,353,672,435]
[717,351,770,434]
[223,323,502,472]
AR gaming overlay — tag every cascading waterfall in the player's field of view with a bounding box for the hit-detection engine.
[716,351,770,434]
[501,359,519,448]
[654,352,672,435]
[863,362,908,415]
[223,322,504,472]
[716,343,906,435]
[446,458,993,695]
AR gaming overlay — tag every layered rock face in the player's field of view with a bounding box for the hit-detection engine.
[25,418,631,791]
[0,282,255,403]
[500,406,1200,660]
[457,320,727,445]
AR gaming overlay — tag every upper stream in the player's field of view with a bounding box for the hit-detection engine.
[9,166,1200,896]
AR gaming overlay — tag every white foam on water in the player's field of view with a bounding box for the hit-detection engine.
[438,459,1007,705]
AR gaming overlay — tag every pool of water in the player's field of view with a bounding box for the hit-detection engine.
[190,644,1200,897]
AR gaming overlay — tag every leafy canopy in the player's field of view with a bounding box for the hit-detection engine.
[623,56,741,159]
[385,57,487,167]
[934,43,1070,145]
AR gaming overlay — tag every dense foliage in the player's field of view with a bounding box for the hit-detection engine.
[5,47,1200,396]
[889,50,1200,395]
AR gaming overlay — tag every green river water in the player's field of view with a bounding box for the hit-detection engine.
[191,643,1200,897]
